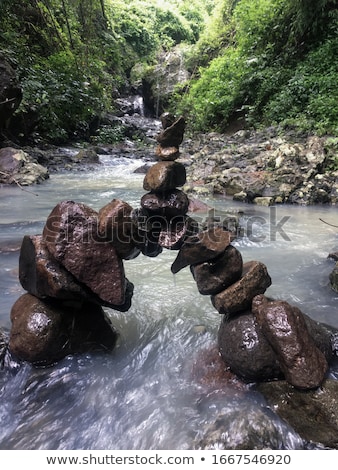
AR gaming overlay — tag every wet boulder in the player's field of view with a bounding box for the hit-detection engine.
[9,294,118,366]
[211,260,272,316]
[155,145,180,161]
[143,161,186,192]
[218,311,282,382]
[141,189,189,218]
[42,200,128,307]
[171,226,233,274]
[252,295,328,389]
[156,115,186,148]
[191,245,243,295]
[218,303,335,384]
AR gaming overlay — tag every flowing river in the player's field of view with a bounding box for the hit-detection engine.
[0,151,338,450]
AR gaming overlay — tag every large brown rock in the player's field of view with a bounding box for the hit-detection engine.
[143,161,186,192]
[42,200,127,306]
[9,294,118,366]
[211,260,272,315]
[171,227,233,274]
[18,233,133,311]
[252,295,328,389]
[141,189,189,218]
[98,199,140,260]
[191,245,243,295]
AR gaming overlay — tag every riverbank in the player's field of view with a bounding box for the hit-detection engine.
[2,123,337,207]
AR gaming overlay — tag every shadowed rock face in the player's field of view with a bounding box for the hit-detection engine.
[212,260,272,315]
[171,226,233,274]
[19,234,90,301]
[191,245,243,295]
[42,200,127,306]
[9,294,118,366]
[252,295,328,389]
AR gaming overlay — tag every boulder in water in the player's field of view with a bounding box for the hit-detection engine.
[9,294,118,366]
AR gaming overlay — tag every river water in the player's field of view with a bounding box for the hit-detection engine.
[0,152,338,450]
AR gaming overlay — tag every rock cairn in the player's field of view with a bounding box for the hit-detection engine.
[7,114,336,390]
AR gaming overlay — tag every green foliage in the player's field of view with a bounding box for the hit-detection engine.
[0,0,211,142]
[174,0,338,135]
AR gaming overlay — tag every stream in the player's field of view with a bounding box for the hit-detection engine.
[0,151,338,450]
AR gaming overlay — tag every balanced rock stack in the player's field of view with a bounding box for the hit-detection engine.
[10,199,136,366]
[6,112,336,392]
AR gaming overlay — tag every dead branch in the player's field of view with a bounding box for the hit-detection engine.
[0,170,39,196]
[319,217,338,229]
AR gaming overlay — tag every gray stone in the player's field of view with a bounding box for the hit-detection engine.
[218,311,282,382]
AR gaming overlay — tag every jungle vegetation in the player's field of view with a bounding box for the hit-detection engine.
[0,0,337,142]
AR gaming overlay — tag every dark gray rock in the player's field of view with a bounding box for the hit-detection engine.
[191,245,243,295]
[218,311,282,382]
